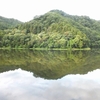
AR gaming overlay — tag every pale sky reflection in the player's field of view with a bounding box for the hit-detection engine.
[0,69,100,100]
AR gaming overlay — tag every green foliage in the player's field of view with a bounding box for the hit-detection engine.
[0,9,100,48]
[0,16,22,30]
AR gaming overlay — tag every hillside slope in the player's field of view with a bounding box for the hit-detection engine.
[0,16,22,30]
[1,10,100,49]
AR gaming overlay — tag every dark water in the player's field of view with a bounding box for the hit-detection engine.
[0,50,100,100]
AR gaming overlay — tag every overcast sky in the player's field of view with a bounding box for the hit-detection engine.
[0,0,100,22]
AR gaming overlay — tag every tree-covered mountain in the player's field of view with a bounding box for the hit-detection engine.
[0,16,22,30]
[0,10,100,49]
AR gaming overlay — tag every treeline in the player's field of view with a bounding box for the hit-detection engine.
[0,10,100,49]
[0,31,88,49]
[0,16,22,30]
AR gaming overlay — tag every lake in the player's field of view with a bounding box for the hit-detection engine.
[0,49,100,100]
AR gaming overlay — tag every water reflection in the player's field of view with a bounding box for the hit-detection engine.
[0,69,100,100]
[0,50,100,79]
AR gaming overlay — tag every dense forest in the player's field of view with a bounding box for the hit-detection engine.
[0,16,22,30]
[0,10,100,49]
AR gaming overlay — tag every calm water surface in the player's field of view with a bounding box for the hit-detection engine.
[0,50,100,100]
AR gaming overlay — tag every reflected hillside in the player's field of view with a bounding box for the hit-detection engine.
[0,50,100,79]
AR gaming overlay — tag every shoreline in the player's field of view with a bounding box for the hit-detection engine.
[0,47,91,50]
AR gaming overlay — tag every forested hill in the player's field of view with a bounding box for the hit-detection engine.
[0,10,100,49]
[0,16,22,30]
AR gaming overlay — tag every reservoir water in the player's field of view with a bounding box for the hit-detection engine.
[0,50,100,100]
